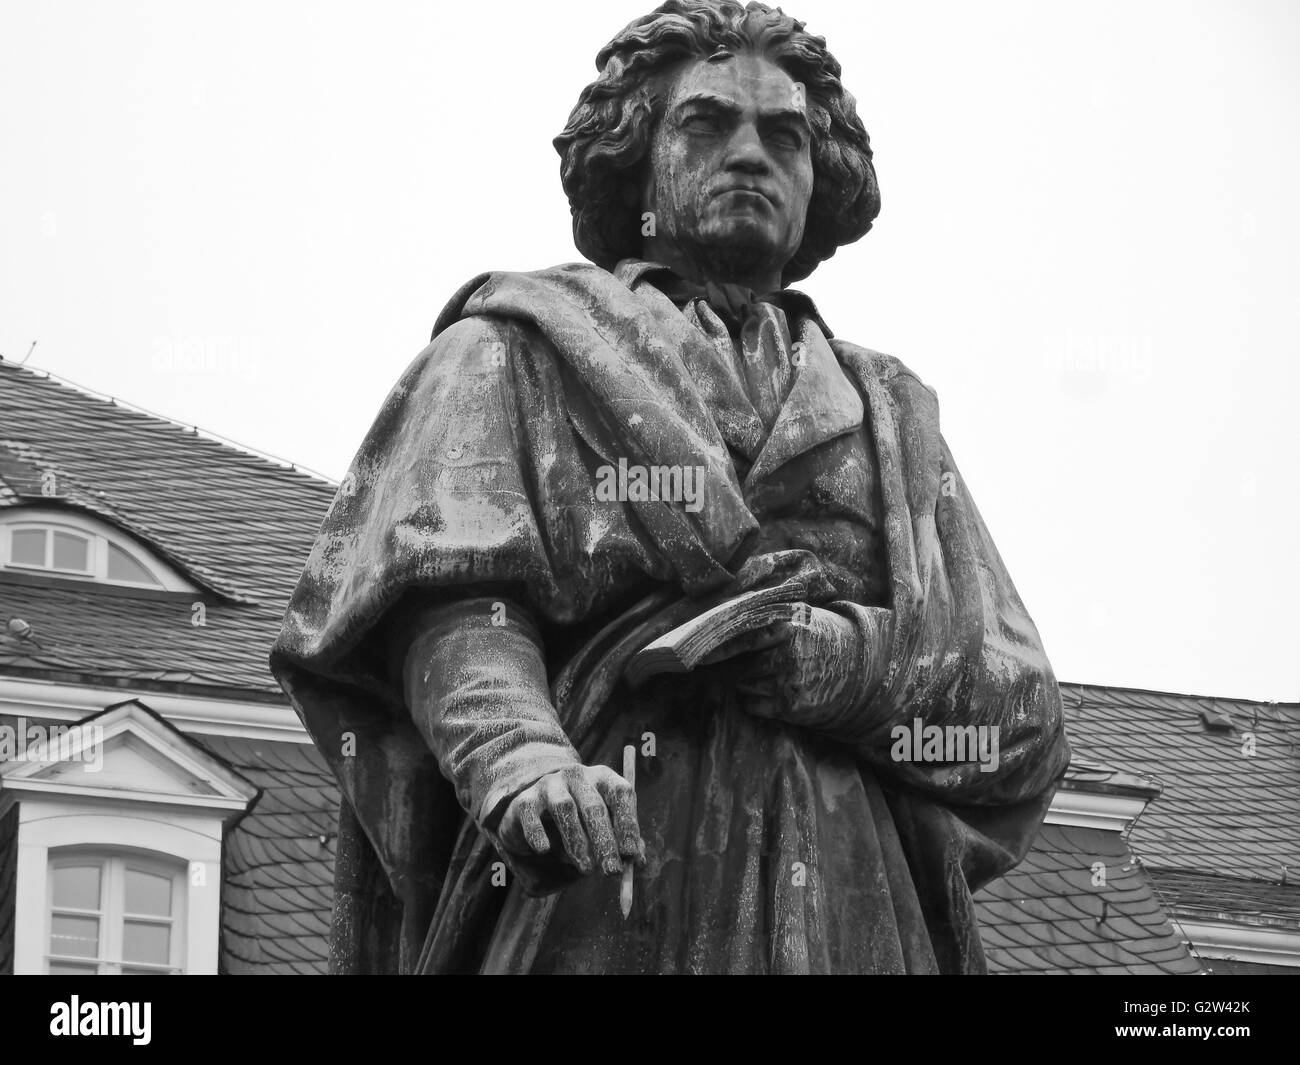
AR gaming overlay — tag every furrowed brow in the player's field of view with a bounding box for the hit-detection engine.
[760,105,812,133]
[673,92,744,117]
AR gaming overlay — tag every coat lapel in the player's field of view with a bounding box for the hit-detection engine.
[743,318,865,490]
[617,260,768,459]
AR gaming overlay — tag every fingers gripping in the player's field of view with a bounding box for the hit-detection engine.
[500,763,647,878]
[572,776,621,875]
[543,773,592,873]
[501,790,551,856]
[596,768,646,866]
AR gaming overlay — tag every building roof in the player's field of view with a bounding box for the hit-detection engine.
[1149,868,1300,927]
[0,359,336,696]
[973,821,1204,974]
[0,361,343,973]
[973,683,1300,973]
[1059,682,1300,886]
[201,733,338,975]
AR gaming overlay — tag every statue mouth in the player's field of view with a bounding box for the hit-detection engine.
[713,185,779,208]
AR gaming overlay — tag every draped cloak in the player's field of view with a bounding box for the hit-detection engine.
[269,260,1072,974]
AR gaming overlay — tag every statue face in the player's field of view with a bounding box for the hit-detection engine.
[642,52,814,285]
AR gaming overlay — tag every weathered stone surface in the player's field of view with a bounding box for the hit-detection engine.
[271,0,1069,974]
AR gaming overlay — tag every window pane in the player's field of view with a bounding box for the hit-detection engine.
[52,865,101,911]
[122,921,170,965]
[106,543,159,585]
[50,914,99,959]
[125,869,172,916]
[11,528,46,566]
[49,962,98,975]
[51,531,89,571]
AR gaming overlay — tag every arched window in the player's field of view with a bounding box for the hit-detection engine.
[46,849,187,975]
[0,509,196,592]
[2,700,257,975]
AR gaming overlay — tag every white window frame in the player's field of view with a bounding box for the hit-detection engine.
[8,524,94,576]
[0,508,197,592]
[8,799,222,975]
[0,700,258,976]
[46,849,187,975]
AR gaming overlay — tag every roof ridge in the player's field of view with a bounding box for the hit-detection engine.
[0,357,338,489]
[1060,679,1299,711]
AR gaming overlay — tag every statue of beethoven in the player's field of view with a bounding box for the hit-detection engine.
[271,0,1071,974]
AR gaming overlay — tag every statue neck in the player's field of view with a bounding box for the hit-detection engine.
[641,237,784,293]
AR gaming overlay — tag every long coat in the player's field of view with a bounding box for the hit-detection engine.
[269,261,1071,973]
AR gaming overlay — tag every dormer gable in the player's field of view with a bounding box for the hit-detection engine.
[0,699,258,816]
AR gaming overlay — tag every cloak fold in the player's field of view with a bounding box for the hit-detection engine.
[270,262,1070,973]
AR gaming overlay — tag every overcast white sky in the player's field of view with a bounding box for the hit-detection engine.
[2,1,1297,701]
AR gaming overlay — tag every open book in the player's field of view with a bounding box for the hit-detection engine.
[625,581,810,688]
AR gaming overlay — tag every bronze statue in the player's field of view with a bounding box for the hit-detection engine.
[271,0,1070,974]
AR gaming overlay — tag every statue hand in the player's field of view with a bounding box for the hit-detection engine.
[701,604,866,731]
[497,764,646,877]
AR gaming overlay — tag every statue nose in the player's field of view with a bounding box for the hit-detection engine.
[724,126,770,172]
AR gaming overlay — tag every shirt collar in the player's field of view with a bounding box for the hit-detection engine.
[613,258,834,339]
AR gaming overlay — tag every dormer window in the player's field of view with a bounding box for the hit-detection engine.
[11,526,96,577]
[0,509,197,592]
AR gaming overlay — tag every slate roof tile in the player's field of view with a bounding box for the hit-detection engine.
[0,360,335,695]
[197,733,339,976]
[0,364,333,605]
[1058,682,1299,892]
[974,823,1204,974]
[1150,868,1300,925]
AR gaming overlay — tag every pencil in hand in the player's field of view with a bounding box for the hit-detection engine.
[620,744,636,920]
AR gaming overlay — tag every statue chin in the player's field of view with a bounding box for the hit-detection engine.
[684,230,791,288]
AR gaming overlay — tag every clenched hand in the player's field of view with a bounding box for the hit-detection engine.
[498,763,646,876]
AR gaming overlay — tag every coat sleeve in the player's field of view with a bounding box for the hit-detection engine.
[393,594,601,896]
[395,596,580,827]
[268,313,615,922]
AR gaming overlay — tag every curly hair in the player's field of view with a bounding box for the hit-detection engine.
[554,0,880,285]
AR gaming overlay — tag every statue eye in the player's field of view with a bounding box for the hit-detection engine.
[682,112,723,134]
[769,127,804,150]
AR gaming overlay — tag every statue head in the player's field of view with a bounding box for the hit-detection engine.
[555,0,880,289]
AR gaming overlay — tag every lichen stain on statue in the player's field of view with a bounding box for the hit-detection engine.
[304,529,359,588]
[270,0,1070,974]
